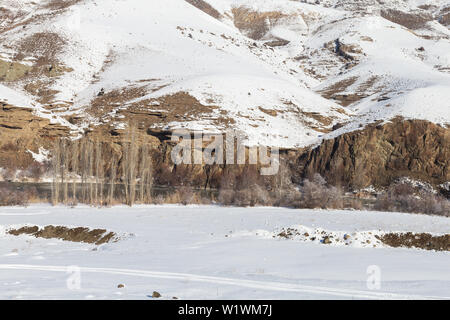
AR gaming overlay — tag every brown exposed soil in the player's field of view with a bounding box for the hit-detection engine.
[86,85,232,131]
[258,106,278,117]
[300,111,334,129]
[42,0,83,11]
[231,7,289,40]
[319,75,381,108]
[277,227,449,251]
[122,91,235,130]
[86,85,149,118]
[184,0,222,19]
[319,76,363,107]
[1,31,73,105]
[265,39,290,47]
[380,9,433,30]
[16,32,65,65]
[8,225,117,245]
[376,232,449,251]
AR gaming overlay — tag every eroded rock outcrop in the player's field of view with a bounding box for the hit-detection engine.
[296,118,449,189]
[0,103,70,169]
[1,103,448,193]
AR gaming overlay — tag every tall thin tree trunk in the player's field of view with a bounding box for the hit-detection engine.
[109,155,117,205]
[95,140,103,206]
[139,145,147,203]
[145,150,153,204]
[128,126,137,206]
[95,140,100,205]
[81,139,87,203]
[51,139,61,205]
[88,140,94,204]
[62,140,69,204]
[122,142,129,205]
[72,140,79,202]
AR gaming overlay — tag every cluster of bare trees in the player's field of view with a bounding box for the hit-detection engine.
[47,132,449,216]
[50,133,153,206]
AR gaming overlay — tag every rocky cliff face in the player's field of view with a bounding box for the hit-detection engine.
[2,106,447,192]
[296,118,449,189]
[0,102,69,169]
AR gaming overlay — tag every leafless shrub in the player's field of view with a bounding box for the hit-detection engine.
[375,182,450,216]
[2,167,16,182]
[273,189,302,208]
[152,194,165,205]
[0,185,34,206]
[178,186,194,205]
[216,165,272,207]
[28,162,46,182]
[218,189,235,205]
[154,162,173,186]
[299,174,344,209]
[347,198,364,210]
[51,138,61,205]
[17,162,49,182]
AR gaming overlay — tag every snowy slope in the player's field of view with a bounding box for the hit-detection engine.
[0,205,449,299]
[0,0,449,147]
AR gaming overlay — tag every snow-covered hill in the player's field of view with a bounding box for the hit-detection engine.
[0,0,449,147]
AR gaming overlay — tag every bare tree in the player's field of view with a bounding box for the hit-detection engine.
[139,144,153,204]
[61,140,70,204]
[95,140,103,205]
[109,154,117,205]
[71,139,79,202]
[87,140,94,204]
[80,139,87,203]
[122,124,138,206]
[51,140,61,205]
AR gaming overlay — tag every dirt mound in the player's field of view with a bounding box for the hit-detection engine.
[276,227,449,251]
[8,225,117,245]
[376,232,449,251]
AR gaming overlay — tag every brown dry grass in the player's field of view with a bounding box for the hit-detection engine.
[16,32,66,65]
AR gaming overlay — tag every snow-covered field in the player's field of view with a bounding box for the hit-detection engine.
[0,205,449,300]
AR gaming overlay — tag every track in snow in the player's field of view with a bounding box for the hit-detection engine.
[1,264,448,300]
